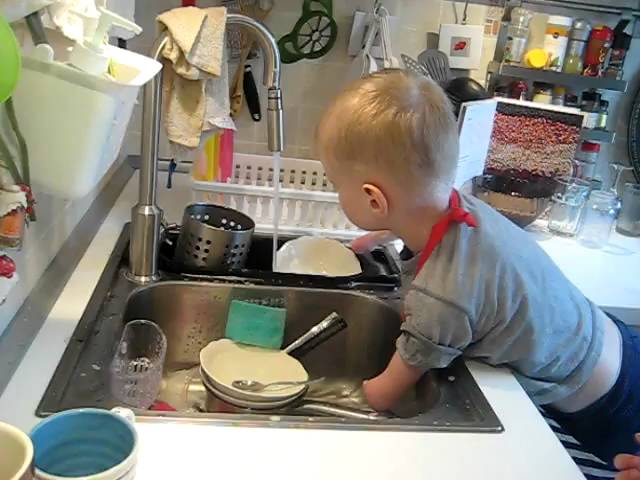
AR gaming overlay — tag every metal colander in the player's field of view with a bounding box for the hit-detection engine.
[174,204,255,273]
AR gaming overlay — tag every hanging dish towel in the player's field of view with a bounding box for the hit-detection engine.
[157,6,234,155]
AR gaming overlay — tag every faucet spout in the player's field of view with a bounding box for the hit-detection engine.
[227,13,283,153]
[128,13,284,283]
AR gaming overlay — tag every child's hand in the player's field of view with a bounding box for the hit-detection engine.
[362,351,423,412]
[363,376,398,412]
[350,230,396,253]
[614,434,640,480]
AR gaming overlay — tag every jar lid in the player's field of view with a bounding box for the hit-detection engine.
[548,15,574,27]
[581,141,601,153]
[570,19,592,41]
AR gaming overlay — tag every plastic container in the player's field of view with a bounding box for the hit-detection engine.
[578,190,618,248]
[192,154,361,239]
[584,26,614,77]
[503,8,532,64]
[543,15,573,71]
[12,49,161,198]
[562,19,591,75]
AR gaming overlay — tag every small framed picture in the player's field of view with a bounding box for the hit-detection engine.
[438,24,484,70]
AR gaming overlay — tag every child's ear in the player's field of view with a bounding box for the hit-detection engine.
[362,183,389,217]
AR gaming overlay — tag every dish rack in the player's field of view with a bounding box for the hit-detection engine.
[192,154,361,238]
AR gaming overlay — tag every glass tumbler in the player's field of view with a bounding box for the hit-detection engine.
[616,183,640,237]
[578,190,618,249]
[548,177,591,236]
[110,319,167,409]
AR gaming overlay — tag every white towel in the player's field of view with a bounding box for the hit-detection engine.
[157,6,235,156]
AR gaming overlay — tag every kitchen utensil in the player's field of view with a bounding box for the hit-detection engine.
[200,369,306,409]
[110,320,167,409]
[346,11,379,80]
[174,204,254,272]
[0,13,21,103]
[444,76,491,116]
[243,64,261,121]
[418,49,451,84]
[199,339,309,402]
[616,183,640,236]
[278,0,337,64]
[229,0,272,118]
[276,236,362,276]
[29,408,137,480]
[232,377,326,392]
[284,312,345,354]
[0,421,33,480]
[401,54,429,77]
[378,6,399,68]
[547,176,591,236]
[578,190,618,248]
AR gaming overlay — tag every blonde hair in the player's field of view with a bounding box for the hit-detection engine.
[317,70,459,197]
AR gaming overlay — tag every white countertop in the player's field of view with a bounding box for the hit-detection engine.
[1,172,639,479]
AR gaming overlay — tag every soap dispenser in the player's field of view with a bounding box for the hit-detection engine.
[69,6,142,75]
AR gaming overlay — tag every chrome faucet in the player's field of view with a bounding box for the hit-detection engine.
[128,13,283,284]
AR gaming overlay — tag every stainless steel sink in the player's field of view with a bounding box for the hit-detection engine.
[37,225,502,432]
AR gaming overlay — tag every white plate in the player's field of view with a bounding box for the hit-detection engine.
[199,339,308,402]
[275,237,363,277]
[200,368,305,410]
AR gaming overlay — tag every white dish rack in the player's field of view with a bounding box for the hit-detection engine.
[192,154,362,239]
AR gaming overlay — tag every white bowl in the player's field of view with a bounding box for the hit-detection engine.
[199,339,308,402]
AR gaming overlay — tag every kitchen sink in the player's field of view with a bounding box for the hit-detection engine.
[37,225,503,432]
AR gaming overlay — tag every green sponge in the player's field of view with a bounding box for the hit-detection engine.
[225,300,286,349]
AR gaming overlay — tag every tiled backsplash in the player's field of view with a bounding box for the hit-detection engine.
[124,0,500,160]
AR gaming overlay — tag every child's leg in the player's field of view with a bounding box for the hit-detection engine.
[544,317,640,466]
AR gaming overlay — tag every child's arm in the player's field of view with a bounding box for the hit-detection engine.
[614,434,640,480]
[362,351,423,412]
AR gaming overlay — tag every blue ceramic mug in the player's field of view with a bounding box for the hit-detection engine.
[29,408,137,480]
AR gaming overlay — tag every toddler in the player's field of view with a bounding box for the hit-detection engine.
[315,70,640,467]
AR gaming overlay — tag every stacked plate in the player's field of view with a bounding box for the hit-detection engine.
[199,339,309,410]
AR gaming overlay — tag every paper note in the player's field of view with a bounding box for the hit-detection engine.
[455,99,497,188]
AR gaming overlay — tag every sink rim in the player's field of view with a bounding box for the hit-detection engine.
[36,224,503,434]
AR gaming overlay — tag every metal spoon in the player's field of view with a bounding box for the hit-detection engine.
[232,377,326,392]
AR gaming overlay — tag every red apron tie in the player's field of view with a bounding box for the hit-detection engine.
[415,191,477,276]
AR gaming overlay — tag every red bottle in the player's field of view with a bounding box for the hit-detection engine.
[583,26,614,77]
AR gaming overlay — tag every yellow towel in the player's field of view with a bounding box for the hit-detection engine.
[157,7,234,150]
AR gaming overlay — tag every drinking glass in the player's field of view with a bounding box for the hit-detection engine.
[578,190,618,249]
[616,183,640,237]
[110,320,167,409]
[548,176,591,236]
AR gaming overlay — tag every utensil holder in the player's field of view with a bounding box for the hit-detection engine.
[174,204,255,272]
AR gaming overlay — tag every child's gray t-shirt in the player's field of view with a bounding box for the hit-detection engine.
[398,192,604,406]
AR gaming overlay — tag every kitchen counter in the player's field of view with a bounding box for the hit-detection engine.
[1,172,639,479]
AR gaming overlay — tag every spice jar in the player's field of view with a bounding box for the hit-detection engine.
[0,186,28,250]
[532,82,554,104]
[562,19,592,75]
[574,141,600,180]
[543,15,573,71]
[581,90,601,129]
[584,26,614,77]
[596,100,609,130]
[503,8,533,64]
[508,80,529,101]
[552,86,566,106]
